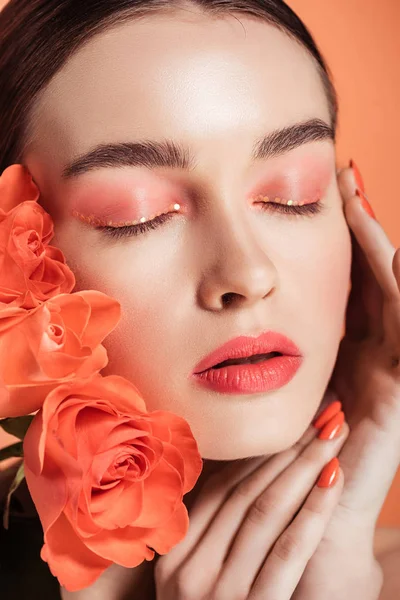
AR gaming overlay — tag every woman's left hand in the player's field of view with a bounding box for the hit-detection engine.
[293,162,400,600]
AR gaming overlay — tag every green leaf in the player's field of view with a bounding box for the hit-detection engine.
[0,415,34,440]
[0,441,23,461]
[3,462,25,530]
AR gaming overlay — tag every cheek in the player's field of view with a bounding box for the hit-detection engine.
[74,242,185,352]
[300,219,352,341]
[97,257,190,404]
[321,232,351,312]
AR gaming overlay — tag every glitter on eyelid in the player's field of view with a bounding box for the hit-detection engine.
[71,203,183,228]
[252,194,308,206]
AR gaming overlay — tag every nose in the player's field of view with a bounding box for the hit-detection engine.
[197,214,278,311]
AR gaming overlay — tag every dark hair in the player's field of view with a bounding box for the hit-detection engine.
[0,0,338,173]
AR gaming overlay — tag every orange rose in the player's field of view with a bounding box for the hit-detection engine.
[23,374,203,592]
[0,290,121,417]
[0,165,75,307]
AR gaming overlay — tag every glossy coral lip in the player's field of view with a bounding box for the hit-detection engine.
[192,331,302,375]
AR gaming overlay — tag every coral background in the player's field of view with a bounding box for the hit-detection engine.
[0,0,399,525]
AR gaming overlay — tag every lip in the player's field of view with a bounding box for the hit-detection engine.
[193,331,302,374]
[191,331,303,395]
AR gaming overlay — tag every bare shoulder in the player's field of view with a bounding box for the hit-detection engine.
[374,527,400,558]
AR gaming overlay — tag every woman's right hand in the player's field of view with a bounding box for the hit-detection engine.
[154,406,349,600]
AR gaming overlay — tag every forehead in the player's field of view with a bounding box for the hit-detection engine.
[28,12,330,168]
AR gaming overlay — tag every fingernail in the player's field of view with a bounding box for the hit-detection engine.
[355,188,377,221]
[317,457,340,488]
[317,411,345,440]
[312,400,342,429]
[349,159,365,193]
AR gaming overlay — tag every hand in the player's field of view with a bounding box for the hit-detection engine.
[292,163,400,599]
[154,418,349,600]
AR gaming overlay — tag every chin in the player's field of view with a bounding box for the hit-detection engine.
[195,423,307,461]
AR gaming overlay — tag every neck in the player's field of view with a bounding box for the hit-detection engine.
[182,453,273,514]
[182,457,230,513]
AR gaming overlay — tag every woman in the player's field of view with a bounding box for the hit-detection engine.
[0,0,399,598]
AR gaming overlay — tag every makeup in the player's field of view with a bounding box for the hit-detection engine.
[192,331,303,395]
[68,150,333,234]
[317,411,345,440]
[317,457,340,488]
[254,195,307,206]
[193,355,303,394]
[312,400,342,428]
[248,151,334,210]
[72,203,182,228]
[69,173,188,228]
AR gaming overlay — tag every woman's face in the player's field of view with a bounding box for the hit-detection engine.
[23,11,351,460]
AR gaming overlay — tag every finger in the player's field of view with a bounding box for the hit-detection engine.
[337,164,357,201]
[155,422,320,577]
[345,193,398,302]
[344,230,384,340]
[337,167,386,339]
[210,422,349,599]
[311,388,341,424]
[328,396,400,526]
[392,247,400,294]
[249,465,344,600]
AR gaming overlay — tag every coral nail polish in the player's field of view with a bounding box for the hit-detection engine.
[312,400,342,429]
[349,159,365,193]
[317,457,340,488]
[355,189,377,220]
[317,411,345,440]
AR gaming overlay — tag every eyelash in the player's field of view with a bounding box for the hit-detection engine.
[96,201,325,240]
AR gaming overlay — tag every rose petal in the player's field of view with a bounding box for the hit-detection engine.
[43,512,111,592]
[132,455,183,528]
[90,479,144,530]
[76,413,132,472]
[48,293,91,339]
[142,502,190,554]
[83,375,148,414]
[76,291,121,347]
[0,299,40,333]
[24,412,67,532]
[0,381,59,417]
[84,525,155,567]
[149,411,203,493]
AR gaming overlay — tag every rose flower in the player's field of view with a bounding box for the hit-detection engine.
[23,374,203,591]
[0,165,75,308]
[0,290,121,417]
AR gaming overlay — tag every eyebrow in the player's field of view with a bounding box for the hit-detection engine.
[61,117,334,180]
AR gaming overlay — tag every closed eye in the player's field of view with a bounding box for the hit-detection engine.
[95,211,175,240]
[258,200,326,216]
[95,199,326,240]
